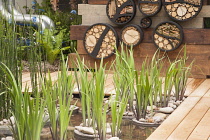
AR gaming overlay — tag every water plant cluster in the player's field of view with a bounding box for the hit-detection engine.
[71,45,192,139]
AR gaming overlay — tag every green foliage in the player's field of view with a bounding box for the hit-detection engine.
[33,0,81,52]
[36,29,70,64]
[0,63,46,140]
[0,15,21,119]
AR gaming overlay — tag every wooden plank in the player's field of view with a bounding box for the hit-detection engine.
[167,97,210,140]
[147,97,201,140]
[184,79,205,96]
[187,108,210,140]
[70,25,210,45]
[204,89,210,98]
[189,79,210,97]
[88,0,107,4]
[88,0,138,5]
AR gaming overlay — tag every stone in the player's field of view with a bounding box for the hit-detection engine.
[158,107,174,114]
[106,127,112,134]
[153,113,167,123]
[75,126,97,135]
[168,103,177,109]
[9,117,15,125]
[139,118,147,122]
[1,138,6,140]
[5,136,13,140]
[174,101,182,106]
[0,125,12,136]
[147,105,157,111]
[147,118,154,123]
[2,119,7,124]
[108,137,120,140]
[127,112,134,116]
[0,121,3,125]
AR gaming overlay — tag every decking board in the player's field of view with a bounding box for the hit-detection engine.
[167,97,210,140]
[147,97,202,140]
[187,108,210,140]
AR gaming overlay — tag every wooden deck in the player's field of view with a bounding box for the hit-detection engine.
[147,79,210,140]
[22,72,210,140]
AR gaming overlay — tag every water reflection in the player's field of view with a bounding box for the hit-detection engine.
[70,113,156,140]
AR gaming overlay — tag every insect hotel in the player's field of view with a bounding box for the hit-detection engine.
[69,0,210,78]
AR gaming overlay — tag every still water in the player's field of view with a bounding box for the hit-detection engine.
[70,112,156,140]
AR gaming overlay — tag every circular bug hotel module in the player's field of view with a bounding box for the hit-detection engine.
[140,17,152,28]
[164,0,203,21]
[106,0,136,25]
[121,24,144,47]
[84,23,119,59]
[138,0,162,16]
[153,21,183,51]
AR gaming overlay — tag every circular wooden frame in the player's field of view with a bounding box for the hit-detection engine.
[153,21,183,51]
[83,23,119,59]
[121,24,144,47]
[138,0,162,17]
[163,0,203,21]
[106,0,136,25]
[140,17,152,28]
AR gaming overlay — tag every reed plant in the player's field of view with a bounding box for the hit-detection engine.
[173,47,193,101]
[91,61,108,140]
[42,54,75,140]
[0,15,21,119]
[0,62,46,140]
[114,45,135,112]
[111,70,130,137]
[110,45,134,136]
[134,51,164,119]
[74,56,93,127]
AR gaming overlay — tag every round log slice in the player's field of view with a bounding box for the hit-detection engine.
[121,24,144,47]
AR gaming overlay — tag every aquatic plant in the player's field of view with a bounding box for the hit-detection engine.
[0,62,46,140]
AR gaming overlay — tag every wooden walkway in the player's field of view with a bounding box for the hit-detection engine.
[147,79,210,140]
[22,72,210,140]
[22,71,115,96]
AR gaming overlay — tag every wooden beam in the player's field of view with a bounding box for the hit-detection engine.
[70,25,210,45]
[88,0,207,5]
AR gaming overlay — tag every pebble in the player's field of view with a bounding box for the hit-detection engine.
[9,116,15,125]
[3,119,7,124]
[158,107,174,114]
[75,126,96,135]
[108,137,120,140]
[127,112,134,116]
[147,105,157,111]
[174,100,182,106]
[153,113,167,123]
[139,118,147,122]
[168,103,177,109]
[5,137,13,140]
[147,118,154,123]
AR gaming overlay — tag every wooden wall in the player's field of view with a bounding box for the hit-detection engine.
[69,0,210,78]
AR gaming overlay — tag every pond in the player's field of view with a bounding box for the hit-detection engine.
[69,112,156,140]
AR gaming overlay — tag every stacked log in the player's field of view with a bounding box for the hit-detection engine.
[165,0,201,20]
[153,22,182,51]
[84,25,117,58]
